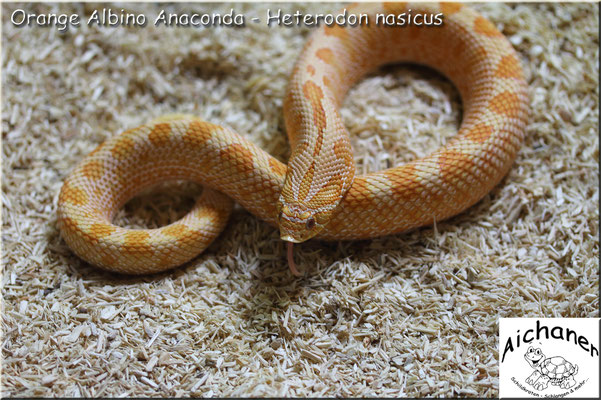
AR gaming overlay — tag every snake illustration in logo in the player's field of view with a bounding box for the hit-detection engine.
[524,346,579,390]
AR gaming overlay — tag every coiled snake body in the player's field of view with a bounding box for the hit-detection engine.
[58,2,528,275]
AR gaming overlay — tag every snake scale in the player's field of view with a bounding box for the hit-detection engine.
[58,2,528,275]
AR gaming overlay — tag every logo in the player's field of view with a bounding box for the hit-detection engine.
[499,318,599,398]
[523,346,578,391]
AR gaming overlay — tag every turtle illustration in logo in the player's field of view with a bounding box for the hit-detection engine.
[524,346,579,390]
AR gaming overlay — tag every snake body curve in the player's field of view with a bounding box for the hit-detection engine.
[58,2,528,274]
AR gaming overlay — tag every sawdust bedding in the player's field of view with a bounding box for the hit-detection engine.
[1,1,598,397]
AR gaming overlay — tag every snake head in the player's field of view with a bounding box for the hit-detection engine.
[276,139,355,243]
[277,199,332,243]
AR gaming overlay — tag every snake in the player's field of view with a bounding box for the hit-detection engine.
[57,2,528,275]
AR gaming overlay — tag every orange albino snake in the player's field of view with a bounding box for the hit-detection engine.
[58,2,528,275]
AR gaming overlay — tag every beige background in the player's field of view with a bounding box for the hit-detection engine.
[2,2,598,397]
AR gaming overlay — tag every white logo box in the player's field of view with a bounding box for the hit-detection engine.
[499,318,599,398]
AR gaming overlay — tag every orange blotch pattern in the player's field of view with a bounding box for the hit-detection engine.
[440,2,463,15]
[89,223,117,239]
[123,231,152,252]
[220,143,255,175]
[60,182,88,206]
[148,123,173,147]
[163,223,192,238]
[183,120,213,146]
[298,164,315,202]
[472,46,489,64]
[100,252,118,268]
[473,16,502,37]
[383,2,408,13]
[109,135,137,162]
[495,54,523,79]
[58,215,78,232]
[490,92,522,118]
[80,159,104,181]
[385,164,419,198]
[302,81,327,155]
[324,25,348,41]
[322,76,333,91]
[316,48,336,67]
[463,123,494,143]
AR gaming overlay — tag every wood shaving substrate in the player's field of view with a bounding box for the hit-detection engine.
[1,2,598,398]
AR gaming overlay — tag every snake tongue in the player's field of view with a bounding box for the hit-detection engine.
[287,241,302,276]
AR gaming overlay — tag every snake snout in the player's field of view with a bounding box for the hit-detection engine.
[277,202,323,243]
[278,215,312,243]
[280,234,302,243]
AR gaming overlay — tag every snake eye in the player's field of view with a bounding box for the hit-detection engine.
[305,217,316,230]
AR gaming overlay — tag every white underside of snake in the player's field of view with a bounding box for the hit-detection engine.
[58,2,528,275]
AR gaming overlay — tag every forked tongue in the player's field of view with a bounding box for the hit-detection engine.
[287,242,301,276]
